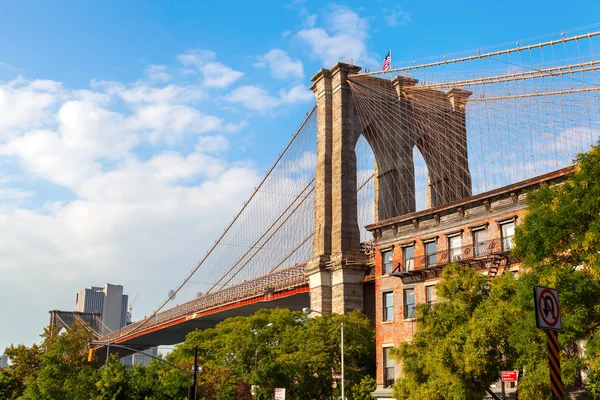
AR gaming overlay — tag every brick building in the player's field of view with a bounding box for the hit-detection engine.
[365,168,571,399]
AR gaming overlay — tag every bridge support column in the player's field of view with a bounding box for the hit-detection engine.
[308,63,367,315]
[330,255,369,314]
[306,256,332,314]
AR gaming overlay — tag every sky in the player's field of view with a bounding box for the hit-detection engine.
[1,0,599,352]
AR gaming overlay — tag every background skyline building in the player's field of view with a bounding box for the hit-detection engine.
[75,283,128,335]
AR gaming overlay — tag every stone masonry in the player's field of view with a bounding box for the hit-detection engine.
[306,62,475,315]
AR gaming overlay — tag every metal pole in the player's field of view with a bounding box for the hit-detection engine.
[341,322,344,400]
[188,346,198,400]
[105,343,110,366]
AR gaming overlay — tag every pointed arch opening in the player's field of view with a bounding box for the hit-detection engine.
[413,145,429,211]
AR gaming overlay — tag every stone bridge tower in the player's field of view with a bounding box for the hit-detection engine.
[305,63,472,315]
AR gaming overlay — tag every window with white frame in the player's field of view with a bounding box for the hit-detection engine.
[449,235,462,261]
[383,291,394,322]
[404,288,416,319]
[501,221,516,251]
[383,347,395,388]
[426,285,437,307]
[425,240,437,266]
[473,228,487,257]
[403,245,414,271]
[382,250,393,275]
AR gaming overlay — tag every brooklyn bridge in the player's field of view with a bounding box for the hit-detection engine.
[90,30,600,363]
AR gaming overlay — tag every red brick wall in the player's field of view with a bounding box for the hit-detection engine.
[373,207,527,386]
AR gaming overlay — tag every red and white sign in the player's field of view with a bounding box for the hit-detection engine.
[502,371,519,382]
[534,286,562,331]
[274,388,286,400]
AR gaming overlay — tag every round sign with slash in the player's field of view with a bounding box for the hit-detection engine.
[534,286,561,331]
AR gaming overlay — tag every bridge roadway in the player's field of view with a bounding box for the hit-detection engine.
[94,263,309,362]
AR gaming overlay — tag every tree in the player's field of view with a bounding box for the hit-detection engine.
[391,263,516,400]
[349,375,376,400]
[96,354,127,400]
[21,321,100,400]
[0,369,20,399]
[512,141,600,398]
[168,308,375,400]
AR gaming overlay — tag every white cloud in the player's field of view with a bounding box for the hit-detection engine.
[279,84,313,103]
[196,135,230,153]
[255,49,304,80]
[296,5,377,68]
[226,86,279,112]
[146,64,171,82]
[92,81,205,105]
[0,72,262,351]
[226,84,313,112]
[0,78,62,139]
[131,103,223,144]
[385,6,411,27]
[177,49,244,88]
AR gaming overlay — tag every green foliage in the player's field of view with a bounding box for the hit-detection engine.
[349,375,376,400]
[512,141,600,398]
[5,307,374,399]
[0,369,20,399]
[392,141,600,399]
[96,354,127,400]
[20,321,100,400]
[168,307,375,400]
[391,263,515,400]
[515,142,600,274]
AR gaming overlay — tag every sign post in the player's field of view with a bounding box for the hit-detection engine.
[274,388,286,400]
[534,286,563,399]
[501,371,518,382]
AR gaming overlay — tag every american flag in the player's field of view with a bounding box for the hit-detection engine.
[382,50,391,71]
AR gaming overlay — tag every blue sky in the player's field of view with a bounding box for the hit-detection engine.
[1,0,599,352]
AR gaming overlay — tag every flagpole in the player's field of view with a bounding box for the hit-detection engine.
[389,49,392,70]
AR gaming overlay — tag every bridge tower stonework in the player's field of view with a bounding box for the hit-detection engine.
[306,63,367,315]
[306,62,473,315]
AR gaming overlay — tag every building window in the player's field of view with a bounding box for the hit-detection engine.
[449,235,462,261]
[473,228,487,257]
[403,245,414,271]
[383,347,395,388]
[426,285,437,307]
[501,221,516,251]
[383,292,394,322]
[425,241,437,266]
[382,250,393,275]
[404,288,416,319]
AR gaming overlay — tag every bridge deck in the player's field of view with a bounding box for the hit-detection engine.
[98,263,308,347]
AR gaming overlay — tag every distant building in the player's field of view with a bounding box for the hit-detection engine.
[121,347,158,368]
[0,354,8,369]
[75,284,128,335]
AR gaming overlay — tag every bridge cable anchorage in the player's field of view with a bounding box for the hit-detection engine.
[120,106,317,340]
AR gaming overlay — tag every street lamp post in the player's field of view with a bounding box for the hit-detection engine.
[303,307,345,400]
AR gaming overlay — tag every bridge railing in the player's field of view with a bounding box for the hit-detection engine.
[100,263,307,344]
